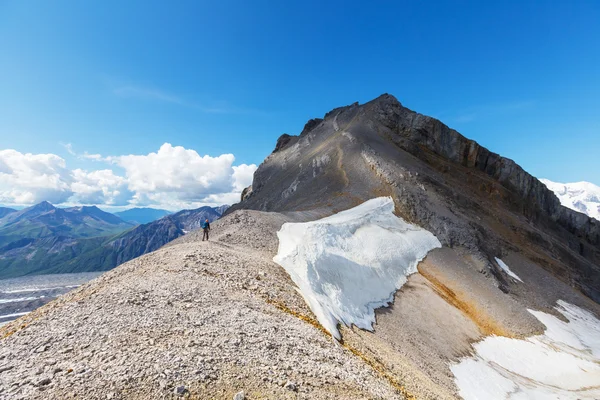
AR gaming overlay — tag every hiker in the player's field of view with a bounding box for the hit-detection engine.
[201,218,211,241]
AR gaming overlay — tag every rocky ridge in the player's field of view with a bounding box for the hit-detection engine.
[0,210,403,400]
[230,94,600,302]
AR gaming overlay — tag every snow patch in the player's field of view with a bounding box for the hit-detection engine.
[452,300,600,399]
[494,257,523,282]
[273,197,441,339]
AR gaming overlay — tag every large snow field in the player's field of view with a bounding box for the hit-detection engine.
[540,179,600,220]
[273,197,441,340]
[452,300,600,399]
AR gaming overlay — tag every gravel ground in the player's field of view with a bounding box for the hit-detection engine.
[2,209,597,400]
[0,211,402,400]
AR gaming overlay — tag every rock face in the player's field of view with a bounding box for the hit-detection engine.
[229,94,600,302]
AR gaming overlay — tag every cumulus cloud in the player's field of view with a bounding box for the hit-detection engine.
[0,149,74,205]
[0,144,257,210]
[70,169,131,206]
[232,164,257,192]
[117,143,236,197]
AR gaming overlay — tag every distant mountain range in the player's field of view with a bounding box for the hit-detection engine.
[0,207,16,218]
[114,207,172,224]
[0,202,228,278]
[541,179,600,221]
[0,201,133,241]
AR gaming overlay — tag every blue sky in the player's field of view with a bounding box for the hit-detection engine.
[0,0,599,209]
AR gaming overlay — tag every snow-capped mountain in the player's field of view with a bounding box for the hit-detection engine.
[540,179,600,221]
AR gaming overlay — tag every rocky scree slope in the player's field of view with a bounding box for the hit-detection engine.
[0,210,404,400]
[2,206,597,400]
[229,94,600,302]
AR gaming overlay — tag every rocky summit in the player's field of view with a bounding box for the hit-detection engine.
[1,94,599,400]
[230,94,599,302]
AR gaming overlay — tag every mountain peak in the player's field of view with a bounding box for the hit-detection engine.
[371,92,400,105]
[229,93,600,301]
[32,201,55,211]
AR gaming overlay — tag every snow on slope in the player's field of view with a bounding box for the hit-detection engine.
[541,179,600,221]
[494,257,522,282]
[452,300,600,400]
[273,197,441,340]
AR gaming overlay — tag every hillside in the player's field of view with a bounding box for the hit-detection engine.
[0,207,16,218]
[0,202,132,245]
[0,204,226,278]
[1,95,599,399]
[0,203,134,278]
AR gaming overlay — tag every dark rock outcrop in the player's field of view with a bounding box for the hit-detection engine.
[300,118,323,136]
[241,185,253,202]
[273,134,296,153]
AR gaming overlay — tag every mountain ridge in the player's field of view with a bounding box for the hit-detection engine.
[0,207,16,219]
[114,207,172,224]
[2,94,600,399]
[0,203,227,278]
[231,93,600,301]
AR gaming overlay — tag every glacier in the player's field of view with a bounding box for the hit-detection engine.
[541,178,600,220]
[273,197,441,340]
[452,300,600,400]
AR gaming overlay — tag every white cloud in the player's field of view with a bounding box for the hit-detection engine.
[80,152,111,162]
[0,149,73,205]
[71,169,130,206]
[60,142,76,156]
[117,143,235,196]
[0,144,256,210]
[232,164,257,191]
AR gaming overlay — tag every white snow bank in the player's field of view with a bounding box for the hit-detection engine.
[452,300,600,400]
[494,257,523,282]
[273,197,441,339]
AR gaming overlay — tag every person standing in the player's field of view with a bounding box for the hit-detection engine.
[201,218,211,241]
